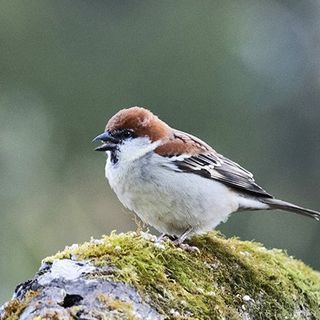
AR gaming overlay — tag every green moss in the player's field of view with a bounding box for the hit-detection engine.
[97,294,137,320]
[46,231,320,319]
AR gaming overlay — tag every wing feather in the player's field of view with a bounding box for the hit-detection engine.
[174,153,272,198]
[157,129,272,198]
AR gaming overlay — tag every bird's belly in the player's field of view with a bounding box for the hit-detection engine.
[106,161,239,236]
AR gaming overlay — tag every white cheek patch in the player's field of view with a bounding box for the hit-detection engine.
[117,137,162,163]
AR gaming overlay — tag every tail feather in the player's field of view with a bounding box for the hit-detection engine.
[261,198,320,221]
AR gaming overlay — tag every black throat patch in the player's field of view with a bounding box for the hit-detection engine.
[109,150,119,164]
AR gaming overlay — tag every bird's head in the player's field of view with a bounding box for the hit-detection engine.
[93,107,171,162]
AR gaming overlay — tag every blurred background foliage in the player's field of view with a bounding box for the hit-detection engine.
[1,0,320,303]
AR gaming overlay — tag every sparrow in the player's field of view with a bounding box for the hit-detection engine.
[93,106,320,243]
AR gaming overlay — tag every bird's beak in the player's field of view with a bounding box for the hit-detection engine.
[92,132,119,151]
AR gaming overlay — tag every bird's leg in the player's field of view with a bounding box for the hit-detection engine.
[173,227,200,253]
[175,227,193,244]
[156,233,167,242]
[156,233,177,242]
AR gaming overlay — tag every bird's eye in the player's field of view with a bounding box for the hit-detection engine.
[123,129,133,138]
[113,129,135,140]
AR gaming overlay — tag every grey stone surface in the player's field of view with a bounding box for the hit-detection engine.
[1,259,163,320]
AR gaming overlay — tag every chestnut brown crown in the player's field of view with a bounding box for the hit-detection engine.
[105,107,171,142]
[103,106,213,157]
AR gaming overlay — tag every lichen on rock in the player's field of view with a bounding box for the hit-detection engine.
[1,231,319,319]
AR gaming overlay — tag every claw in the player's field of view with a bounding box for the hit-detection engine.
[176,242,200,253]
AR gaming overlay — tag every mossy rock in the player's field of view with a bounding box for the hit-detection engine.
[1,231,319,319]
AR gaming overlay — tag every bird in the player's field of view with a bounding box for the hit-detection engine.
[93,106,320,243]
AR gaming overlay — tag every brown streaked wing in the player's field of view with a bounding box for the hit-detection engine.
[155,129,272,197]
[174,152,273,198]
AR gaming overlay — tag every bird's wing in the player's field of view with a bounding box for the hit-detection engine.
[174,152,272,198]
[157,130,273,198]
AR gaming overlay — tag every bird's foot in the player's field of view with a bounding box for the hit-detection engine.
[173,239,200,253]
[178,242,200,253]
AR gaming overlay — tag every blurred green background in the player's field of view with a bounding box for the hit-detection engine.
[1,0,320,304]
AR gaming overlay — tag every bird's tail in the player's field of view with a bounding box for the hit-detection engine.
[260,198,320,221]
